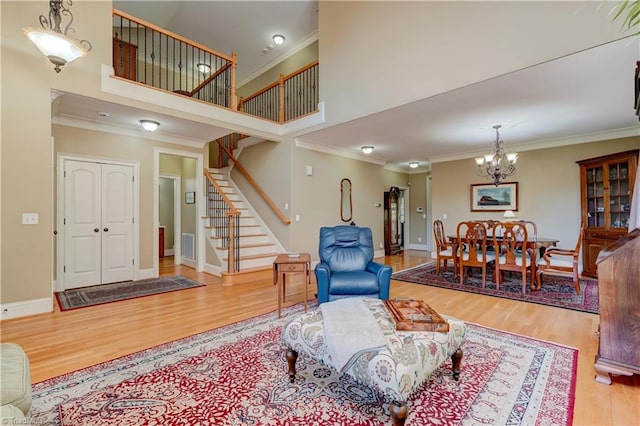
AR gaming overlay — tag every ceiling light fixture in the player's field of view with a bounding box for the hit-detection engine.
[272,34,285,45]
[361,146,374,155]
[197,63,211,74]
[409,161,420,169]
[475,125,518,186]
[23,0,92,73]
[140,120,160,132]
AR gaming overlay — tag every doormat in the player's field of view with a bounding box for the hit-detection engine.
[55,276,204,311]
[392,262,598,314]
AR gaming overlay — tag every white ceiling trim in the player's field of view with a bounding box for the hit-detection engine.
[238,30,319,88]
[53,115,207,148]
[427,125,640,164]
[295,139,387,166]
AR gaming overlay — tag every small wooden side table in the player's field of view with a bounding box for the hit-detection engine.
[273,253,311,318]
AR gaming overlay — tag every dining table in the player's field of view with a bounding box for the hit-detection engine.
[446,235,559,283]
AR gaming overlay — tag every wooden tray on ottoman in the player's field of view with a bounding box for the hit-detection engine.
[384,299,449,332]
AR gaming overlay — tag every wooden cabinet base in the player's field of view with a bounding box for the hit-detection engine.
[594,356,639,385]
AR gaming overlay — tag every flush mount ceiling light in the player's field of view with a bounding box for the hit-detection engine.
[272,34,285,45]
[361,146,374,154]
[475,124,518,186]
[140,120,160,132]
[23,0,92,73]
[197,63,211,74]
[409,161,420,169]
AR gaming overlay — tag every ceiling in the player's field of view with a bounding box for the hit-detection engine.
[55,2,639,172]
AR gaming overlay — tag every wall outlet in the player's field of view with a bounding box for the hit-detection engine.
[418,237,422,243]
[443,213,448,220]
[379,242,383,248]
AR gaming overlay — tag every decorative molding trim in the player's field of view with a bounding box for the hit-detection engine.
[427,126,640,164]
[295,137,387,166]
[204,263,223,277]
[138,268,155,280]
[238,30,319,87]
[0,298,53,320]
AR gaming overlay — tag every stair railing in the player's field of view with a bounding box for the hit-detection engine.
[216,140,291,225]
[203,169,240,273]
[238,60,319,123]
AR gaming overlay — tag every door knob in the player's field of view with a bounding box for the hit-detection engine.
[94,228,99,232]
[103,228,109,232]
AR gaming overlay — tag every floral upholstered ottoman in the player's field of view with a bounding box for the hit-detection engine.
[281,298,466,426]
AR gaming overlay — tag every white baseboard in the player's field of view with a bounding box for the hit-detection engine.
[164,249,174,256]
[138,268,155,280]
[408,243,428,251]
[181,258,196,268]
[0,297,53,320]
[204,263,222,277]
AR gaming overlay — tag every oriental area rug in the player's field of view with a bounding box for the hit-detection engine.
[392,262,598,314]
[55,275,204,311]
[30,304,577,425]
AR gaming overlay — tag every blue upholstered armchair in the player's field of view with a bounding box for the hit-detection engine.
[315,226,392,304]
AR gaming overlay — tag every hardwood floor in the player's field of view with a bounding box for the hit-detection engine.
[1,251,638,425]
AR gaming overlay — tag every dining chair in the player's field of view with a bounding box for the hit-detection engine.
[433,219,457,275]
[493,221,532,294]
[535,223,584,294]
[456,221,495,287]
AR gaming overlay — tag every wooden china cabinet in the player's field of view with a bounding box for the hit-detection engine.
[577,149,638,277]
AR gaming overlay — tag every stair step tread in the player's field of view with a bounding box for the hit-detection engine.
[218,242,275,249]
[202,215,254,219]
[210,233,268,240]
[223,252,280,261]
[204,224,260,229]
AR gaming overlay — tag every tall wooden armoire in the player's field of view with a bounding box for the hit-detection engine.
[594,228,640,384]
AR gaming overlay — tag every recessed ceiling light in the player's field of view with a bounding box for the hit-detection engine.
[140,120,160,132]
[97,112,109,117]
[272,34,285,45]
[361,146,374,154]
[409,161,419,168]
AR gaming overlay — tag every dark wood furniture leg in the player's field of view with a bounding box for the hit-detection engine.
[389,348,463,426]
[389,401,408,426]
[286,349,298,383]
[451,348,463,380]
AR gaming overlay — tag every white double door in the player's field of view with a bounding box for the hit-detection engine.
[63,160,134,289]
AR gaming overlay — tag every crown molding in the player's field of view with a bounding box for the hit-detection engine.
[427,125,640,164]
[238,30,319,88]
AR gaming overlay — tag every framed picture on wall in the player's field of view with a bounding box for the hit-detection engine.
[185,191,195,204]
[470,182,518,212]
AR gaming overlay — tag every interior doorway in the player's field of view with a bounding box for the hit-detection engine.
[159,175,181,261]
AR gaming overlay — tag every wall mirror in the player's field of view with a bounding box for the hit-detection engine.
[340,178,352,222]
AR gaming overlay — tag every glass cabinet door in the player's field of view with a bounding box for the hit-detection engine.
[608,160,631,229]
[585,165,604,227]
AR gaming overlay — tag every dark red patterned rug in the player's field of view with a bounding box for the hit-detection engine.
[392,262,598,314]
[30,304,577,425]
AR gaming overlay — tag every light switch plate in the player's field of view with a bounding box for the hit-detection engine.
[22,213,39,225]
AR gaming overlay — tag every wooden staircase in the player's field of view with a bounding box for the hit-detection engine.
[204,168,283,282]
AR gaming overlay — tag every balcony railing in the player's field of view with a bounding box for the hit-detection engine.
[112,9,237,109]
[238,61,319,123]
[112,10,318,124]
